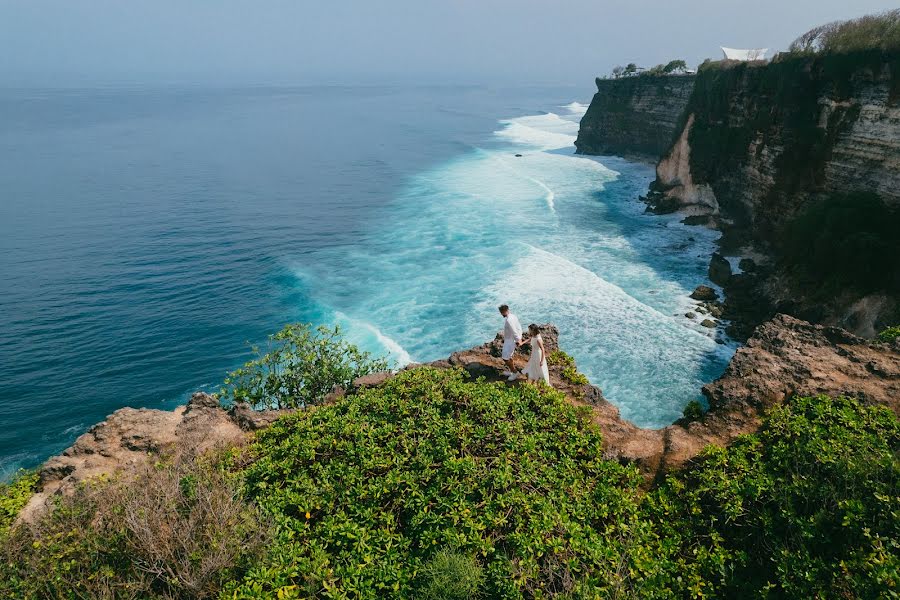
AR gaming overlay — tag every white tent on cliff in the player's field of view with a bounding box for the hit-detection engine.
[721,47,768,61]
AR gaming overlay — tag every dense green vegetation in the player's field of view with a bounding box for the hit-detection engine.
[790,9,900,55]
[607,60,689,80]
[227,367,652,599]
[878,325,900,342]
[2,328,898,598]
[0,470,37,538]
[647,395,899,598]
[220,323,388,409]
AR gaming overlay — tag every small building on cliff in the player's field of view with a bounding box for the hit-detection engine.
[721,47,768,61]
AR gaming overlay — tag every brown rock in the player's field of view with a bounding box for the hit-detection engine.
[690,285,718,301]
[708,253,732,286]
[352,371,394,389]
[19,393,292,523]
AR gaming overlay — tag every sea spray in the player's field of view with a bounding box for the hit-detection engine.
[296,107,735,428]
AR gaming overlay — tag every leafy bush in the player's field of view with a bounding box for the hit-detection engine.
[645,395,900,598]
[790,9,900,54]
[419,548,485,600]
[226,367,654,598]
[560,366,589,386]
[546,349,576,368]
[877,325,900,342]
[220,323,388,409]
[0,453,270,600]
[663,59,687,74]
[681,399,704,421]
[0,470,37,539]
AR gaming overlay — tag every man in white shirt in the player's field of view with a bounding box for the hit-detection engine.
[498,304,523,381]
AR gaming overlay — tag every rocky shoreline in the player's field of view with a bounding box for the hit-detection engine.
[19,315,899,523]
[580,51,900,341]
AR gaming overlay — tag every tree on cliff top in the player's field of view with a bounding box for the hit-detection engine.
[789,9,900,54]
[663,59,688,74]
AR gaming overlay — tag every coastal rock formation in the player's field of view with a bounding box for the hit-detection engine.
[19,315,900,522]
[644,50,900,335]
[18,394,293,523]
[433,316,900,481]
[652,51,900,223]
[575,75,696,160]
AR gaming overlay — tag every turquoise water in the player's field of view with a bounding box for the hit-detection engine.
[0,85,734,478]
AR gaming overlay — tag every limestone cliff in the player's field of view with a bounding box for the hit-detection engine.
[645,50,900,336]
[575,75,696,160]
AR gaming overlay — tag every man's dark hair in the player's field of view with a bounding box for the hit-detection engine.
[498,304,509,312]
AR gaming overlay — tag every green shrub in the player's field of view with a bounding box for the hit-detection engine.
[645,395,900,598]
[220,323,388,409]
[790,9,900,54]
[226,367,653,598]
[546,349,576,368]
[419,547,485,600]
[0,470,37,539]
[561,366,589,386]
[877,325,900,342]
[681,399,704,421]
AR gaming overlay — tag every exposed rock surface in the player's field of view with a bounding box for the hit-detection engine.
[689,285,718,301]
[19,316,900,523]
[19,393,294,523]
[575,75,696,160]
[708,253,732,286]
[645,51,900,335]
[431,316,900,481]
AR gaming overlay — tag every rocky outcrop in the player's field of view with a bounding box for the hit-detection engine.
[430,317,900,481]
[644,50,900,335]
[19,394,295,523]
[19,315,900,522]
[575,75,696,160]
[652,51,900,223]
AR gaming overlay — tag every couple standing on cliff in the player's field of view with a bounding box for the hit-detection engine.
[498,304,550,386]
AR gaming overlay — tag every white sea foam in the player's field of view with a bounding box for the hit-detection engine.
[335,311,413,367]
[494,112,579,150]
[288,100,733,428]
[562,101,589,116]
[479,245,729,426]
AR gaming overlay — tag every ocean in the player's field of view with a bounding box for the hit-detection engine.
[0,84,734,478]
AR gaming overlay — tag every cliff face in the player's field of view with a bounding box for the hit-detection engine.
[652,50,900,228]
[575,75,696,160]
[646,50,900,336]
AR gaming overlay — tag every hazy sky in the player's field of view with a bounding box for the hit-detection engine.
[1,1,896,86]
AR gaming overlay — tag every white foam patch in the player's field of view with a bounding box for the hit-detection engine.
[287,102,734,428]
[335,311,413,367]
[562,101,589,116]
[494,112,579,150]
[479,245,730,427]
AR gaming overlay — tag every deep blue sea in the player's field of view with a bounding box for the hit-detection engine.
[0,84,734,478]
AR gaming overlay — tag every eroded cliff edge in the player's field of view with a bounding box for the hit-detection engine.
[575,75,696,161]
[648,50,900,337]
[21,316,899,523]
[578,50,900,338]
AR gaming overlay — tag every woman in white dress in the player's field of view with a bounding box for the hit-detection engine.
[523,324,551,386]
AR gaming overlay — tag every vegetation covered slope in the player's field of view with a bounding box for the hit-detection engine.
[2,327,898,599]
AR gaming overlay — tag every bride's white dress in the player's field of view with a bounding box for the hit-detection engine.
[523,333,551,385]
